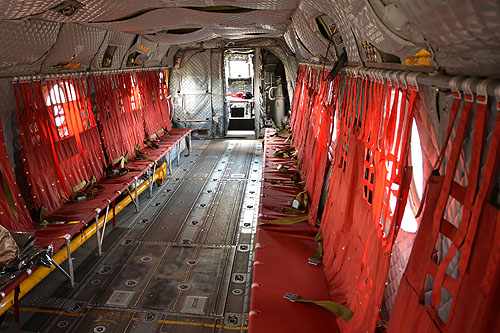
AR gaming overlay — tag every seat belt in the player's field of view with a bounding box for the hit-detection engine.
[283,292,354,323]
[258,215,312,226]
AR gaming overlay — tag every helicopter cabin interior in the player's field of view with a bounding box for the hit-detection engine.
[0,1,499,332]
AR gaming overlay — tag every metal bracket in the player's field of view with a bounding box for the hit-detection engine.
[406,72,420,91]
[449,76,463,99]
[495,84,500,111]
[126,177,139,212]
[398,71,408,89]
[462,77,479,103]
[475,79,493,105]
[389,71,399,87]
[49,235,75,287]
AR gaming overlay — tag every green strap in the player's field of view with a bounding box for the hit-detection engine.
[71,179,87,193]
[274,147,296,158]
[277,206,306,214]
[64,175,100,202]
[135,145,157,163]
[113,151,131,169]
[295,190,311,209]
[284,292,354,323]
[258,215,312,226]
[0,163,18,220]
[270,180,306,186]
[308,231,323,265]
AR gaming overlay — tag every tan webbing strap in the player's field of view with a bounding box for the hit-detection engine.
[283,292,354,322]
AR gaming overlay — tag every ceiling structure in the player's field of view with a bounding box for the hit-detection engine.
[0,0,498,77]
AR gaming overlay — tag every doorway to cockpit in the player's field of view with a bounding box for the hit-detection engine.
[224,49,256,138]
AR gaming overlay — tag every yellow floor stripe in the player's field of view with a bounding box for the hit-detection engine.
[132,317,247,330]
[20,308,247,330]
[19,307,85,317]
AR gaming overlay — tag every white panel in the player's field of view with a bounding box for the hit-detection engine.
[0,20,60,75]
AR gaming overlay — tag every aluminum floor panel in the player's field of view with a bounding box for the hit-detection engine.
[7,139,261,332]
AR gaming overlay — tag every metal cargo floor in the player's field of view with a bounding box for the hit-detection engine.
[5,139,262,333]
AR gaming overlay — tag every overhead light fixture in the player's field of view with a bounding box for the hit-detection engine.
[51,1,84,17]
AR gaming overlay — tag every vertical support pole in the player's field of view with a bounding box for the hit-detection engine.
[149,163,157,197]
[168,151,173,175]
[99,201,111,253]
[177,142,180,166]
[94,211,102,256]
[134,177,139,212]
[64,234,75,287]
[209,49,214,138]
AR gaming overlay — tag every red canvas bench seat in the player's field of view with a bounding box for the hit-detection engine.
[249,128,340,333]
[250,228,339,333]
[1,71,192,319]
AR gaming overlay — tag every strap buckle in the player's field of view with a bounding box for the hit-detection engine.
[308,257,321,265]
[283,292,299,302]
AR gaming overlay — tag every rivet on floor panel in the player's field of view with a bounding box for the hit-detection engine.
[232,273,247,283]
[232,289,243,296]
[238,244,249,252]
[177,283,192,291]
[182,239,191,245]
[207,189,212,193]
[142,312,156,322]
[97,265,112,275]
[189,220,199,226]
[225,313,241,326]
[68,303,82,313]
[94,326,106,333]
[141,256,153,263]
[125,279,139,287]
[186,259,199,266]
[91,279,101,286]
[56,321,69,328]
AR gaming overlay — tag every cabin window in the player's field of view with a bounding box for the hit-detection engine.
[228,60,251,79]
[159,70,169,100]
[130,75,141,110]
[400,119,423,233]
[45,83,77,139]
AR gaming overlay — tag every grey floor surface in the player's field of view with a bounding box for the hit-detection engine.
[4,138,262,333]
